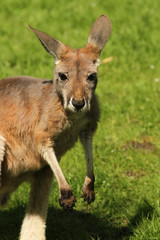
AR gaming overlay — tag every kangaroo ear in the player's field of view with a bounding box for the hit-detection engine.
[88,15,112,54]
[27,25,66,61]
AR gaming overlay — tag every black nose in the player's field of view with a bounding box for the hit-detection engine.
[72,99,85,110]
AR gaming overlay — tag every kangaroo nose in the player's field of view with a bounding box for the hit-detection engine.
[72,98,85,111]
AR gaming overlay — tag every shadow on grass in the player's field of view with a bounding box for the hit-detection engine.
[0,200,155,240]
[46,200,155,240]
[0,206,25,240]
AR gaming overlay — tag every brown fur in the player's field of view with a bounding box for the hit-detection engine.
[0,15,111,240]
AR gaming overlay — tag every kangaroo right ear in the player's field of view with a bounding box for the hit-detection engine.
[27,25,66,61]
[88,15,112,54]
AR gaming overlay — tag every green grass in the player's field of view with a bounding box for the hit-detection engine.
[0,0,160,239]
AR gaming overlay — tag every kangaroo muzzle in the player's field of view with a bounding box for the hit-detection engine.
[66,97,87,112]
[71,98,85,111]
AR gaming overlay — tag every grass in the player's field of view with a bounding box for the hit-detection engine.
[0,0,160,239]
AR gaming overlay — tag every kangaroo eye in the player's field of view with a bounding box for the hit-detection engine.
[87,73,97,81]
[59,73,68,81]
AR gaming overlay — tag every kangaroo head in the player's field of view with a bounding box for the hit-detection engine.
[28,15,111,112]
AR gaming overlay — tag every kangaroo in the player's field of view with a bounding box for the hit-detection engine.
[0,15,111,240]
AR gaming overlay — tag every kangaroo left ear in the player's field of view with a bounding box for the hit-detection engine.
[88,15,112,54]
[27,25,67,61]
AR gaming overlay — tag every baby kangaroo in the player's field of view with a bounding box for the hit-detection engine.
[0,15,111,239]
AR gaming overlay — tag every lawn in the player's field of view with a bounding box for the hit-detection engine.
[0,0,160,239]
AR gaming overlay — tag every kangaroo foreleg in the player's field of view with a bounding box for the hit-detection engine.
[41,146,76,209]
[80,132,95,204]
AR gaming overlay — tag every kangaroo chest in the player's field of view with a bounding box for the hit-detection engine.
[53,113,89,158]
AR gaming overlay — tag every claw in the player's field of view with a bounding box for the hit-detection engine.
[81,176,95,204]
[81,190,95,204]
[59,189,76,210]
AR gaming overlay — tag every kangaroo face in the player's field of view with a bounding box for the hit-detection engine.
[54,47,99,112]
[28,15,111,112]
